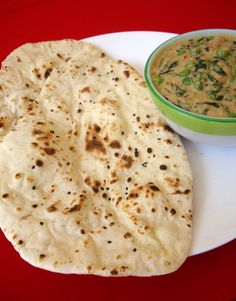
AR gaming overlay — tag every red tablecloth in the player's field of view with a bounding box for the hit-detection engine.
[0,1,236,300]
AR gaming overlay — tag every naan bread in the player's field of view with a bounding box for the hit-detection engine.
[0,40,193,276]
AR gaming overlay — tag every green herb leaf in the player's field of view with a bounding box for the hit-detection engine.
[175,85,186,97]
[216,95,224,101]
[208,91,217,100]
[199,72,208,80]
[179,69,190,77]
[228,112,236,118]
[185,62,194,71]
[159,60,179,75]
[177,45,189,56]
[193,80,203,90]
[195,60,207,71]
[194,37,205,46]
[216,48,230,58]
[182,77,191,85]
[212,83,222,92]
[177,49,186,56]
[168,61,178,69]
[205,102,220,108]
[212,62,226,76]
[207,74,218,84]
[189,48,200,57]
[153,75,163,85]
[230,75,236,82]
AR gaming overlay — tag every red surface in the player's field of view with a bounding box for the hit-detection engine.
[0,1,236,300]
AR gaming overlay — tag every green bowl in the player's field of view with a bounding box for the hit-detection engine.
[144,29,236,146]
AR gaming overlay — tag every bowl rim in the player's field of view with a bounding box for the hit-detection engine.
[144,28,236,123]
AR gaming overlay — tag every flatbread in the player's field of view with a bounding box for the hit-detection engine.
[0,40,193,276]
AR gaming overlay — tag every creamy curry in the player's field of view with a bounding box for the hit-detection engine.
[151,35,236,118]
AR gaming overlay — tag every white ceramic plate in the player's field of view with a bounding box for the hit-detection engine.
[83,31,236,256]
